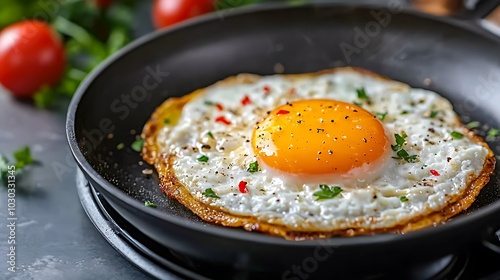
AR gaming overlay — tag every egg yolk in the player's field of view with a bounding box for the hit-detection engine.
[252,99,390,176]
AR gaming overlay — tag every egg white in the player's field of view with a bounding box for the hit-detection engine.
[155,70,489,231]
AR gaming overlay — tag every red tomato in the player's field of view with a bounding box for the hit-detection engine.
[153,0,214,29]
[0,21,66,98]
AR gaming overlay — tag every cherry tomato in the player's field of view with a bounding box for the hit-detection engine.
[153,0,214,29]
[0,20,66,98]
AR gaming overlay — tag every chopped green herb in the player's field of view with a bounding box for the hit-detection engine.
[487,128,500,137]
[400,110,408,115]
[429,111,439,118]
[376,112,387,121]
[400,196,409,202]
[13,146,33,169]
[394,149,417,162]
[116,143,125,150]
[1,146,37,185]
[197,155,209,162]
[131,138,144,152]
[207,131,214,139]
[451,131,464,139]
[396,149,410,159]
[467,121,480,129]
[407,155,418,162]
[353,101,363,107]
[356,88,368,100]
[391,133,408,152]
[393,149,417,162]
[163,119,171,124]
[0,155,9,183]
[313,185,343,201]
[391,133,418,162]
[204,100,215,106]
[202,188,220,199]
[247,161,259,173]
[144,201,157,208]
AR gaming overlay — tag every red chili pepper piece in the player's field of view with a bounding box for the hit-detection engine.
[241,95,252,105]
[215,116,231,125]
[263,85,271,94]
[430,169,440,176]
[238,181,248,193]
[276,110,290,115]
[216,103,224,111]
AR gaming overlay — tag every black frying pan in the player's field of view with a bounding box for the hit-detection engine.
[67,2,500,279]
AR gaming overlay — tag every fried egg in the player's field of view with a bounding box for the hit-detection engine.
[141,67,495,239]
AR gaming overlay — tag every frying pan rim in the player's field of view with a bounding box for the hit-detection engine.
[67,2,500,247]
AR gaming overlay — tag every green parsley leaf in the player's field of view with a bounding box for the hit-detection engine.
[396,149,410,158]
[144,201,157,208]
[407,155,418,162]
[215,0,263,10]
[429,111,439,118]
[202,188,220,199]
[391,133,417,162]
[1,146,36,185]
[33,86,58,109]
[107,26,130,55]
[487,128,500,137]
[396,133,407,145]
[467,121,480,129]
[164,119,171,124]
[131,138,144,152]
[400,196,409,202]
[313,185,343,201]
[392,133,407,151]
[451,131,464,139]
[400,110,408,115]
[376,112,387,121]
[356,88,368,100]
[0,155,9,183]
[353,101,363,107]
[400,151,417,162]
[116,143,125,150]
[207,131,214,139]
[393,149,417,162]
[13,146,33,169]
[247,161,259,173]
[197,155,209,162]
[204,100,215,106]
